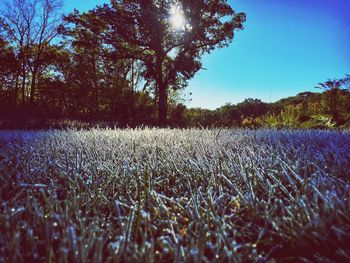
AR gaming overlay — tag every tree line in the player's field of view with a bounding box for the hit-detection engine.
[1,0,349,130]
[0,0,246,127]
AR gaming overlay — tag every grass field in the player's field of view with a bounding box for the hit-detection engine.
[0,128,350,262]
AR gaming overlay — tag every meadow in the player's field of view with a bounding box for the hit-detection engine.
[0,128,350,262]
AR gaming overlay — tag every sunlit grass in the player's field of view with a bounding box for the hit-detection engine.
[0,128,350,262]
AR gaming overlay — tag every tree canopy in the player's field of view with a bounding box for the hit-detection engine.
[76,0,246,125]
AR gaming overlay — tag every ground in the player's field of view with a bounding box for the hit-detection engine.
[0,128,350,262]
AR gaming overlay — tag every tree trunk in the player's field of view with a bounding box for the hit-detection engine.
[21,65,26,105]
[12,73,20,104]
[91,56,99,117]
[30,67,38,104]
[158,83,168,126]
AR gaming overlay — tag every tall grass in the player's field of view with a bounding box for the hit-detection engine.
[0,128,350,262]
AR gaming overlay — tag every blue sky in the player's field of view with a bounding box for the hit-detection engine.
[63,0,349,109]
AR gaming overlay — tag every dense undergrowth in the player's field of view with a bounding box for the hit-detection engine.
[0,128,350,262]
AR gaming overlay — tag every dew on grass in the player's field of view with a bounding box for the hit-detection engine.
[111,236,125,252]
[1,128,349,262]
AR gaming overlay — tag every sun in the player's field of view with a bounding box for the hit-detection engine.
[169,6,186,30]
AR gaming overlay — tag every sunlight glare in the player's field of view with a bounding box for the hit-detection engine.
[170,6,186,30]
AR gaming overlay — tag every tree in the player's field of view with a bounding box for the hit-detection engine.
[0,0,64,105]
[0,37,19,90]
[315,78,345,124]
[343,74,350,90]
[91,0,245,125]
[63,10,148,123]
[0,36,20,109]
[297,92,312,122]
[236,98,269,118]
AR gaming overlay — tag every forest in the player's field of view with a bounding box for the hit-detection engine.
[0,0,244,128]
[1,0,349,129]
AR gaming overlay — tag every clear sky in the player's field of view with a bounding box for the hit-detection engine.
[64,0,350,109]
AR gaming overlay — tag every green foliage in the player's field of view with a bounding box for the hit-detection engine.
[182,89,350,129]
[184,108,218,127]
[315,78,349,124]
[91,0,245,124]
[0,38,18,84]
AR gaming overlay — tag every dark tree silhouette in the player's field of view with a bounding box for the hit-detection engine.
[316,78,344,124]
[90,0,245,125]
[63,10,150,124]
[0,0,63,105]
[0,37,18,87]
[0,37,19,103]
[343,74,350,90]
